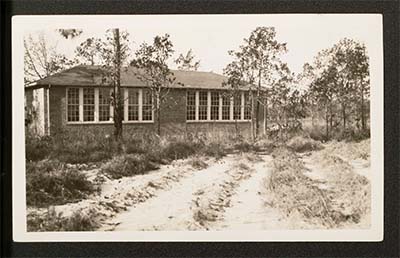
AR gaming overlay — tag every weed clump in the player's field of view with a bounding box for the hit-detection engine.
[27,208,100,232]
[101,154,160,179]
[25,134,53,161]
[26,160,96,207]
[286,136,323,153]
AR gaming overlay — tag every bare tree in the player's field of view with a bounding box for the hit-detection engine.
[24,33,76,85]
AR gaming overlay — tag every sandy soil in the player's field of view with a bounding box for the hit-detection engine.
[101,154,288,231]
[213,155,288,230]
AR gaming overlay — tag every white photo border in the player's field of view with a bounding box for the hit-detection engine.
[12,14,384,242]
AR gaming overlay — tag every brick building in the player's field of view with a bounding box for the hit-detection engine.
[25,65,265,138]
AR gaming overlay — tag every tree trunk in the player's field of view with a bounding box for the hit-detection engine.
[361,84,365,132]
[255,92,260,137]
[113,28,123,141]
[156,94,161,136]
[342,104,346,132]
[264,92,268,137]
[157,107,161,136]
[325,106,329,139]
[250,92,256,141]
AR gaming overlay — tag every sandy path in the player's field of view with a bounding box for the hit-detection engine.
[107,155,238,231]
[214,155,288,230]
[104,153,289,231]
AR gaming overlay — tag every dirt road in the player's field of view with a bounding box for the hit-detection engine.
[102,154,287,231]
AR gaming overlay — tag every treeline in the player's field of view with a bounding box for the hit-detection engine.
[224,28,370,141]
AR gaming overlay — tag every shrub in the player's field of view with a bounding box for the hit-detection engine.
[25,135,53,161]
[50,133,116,164]
[27,208,100,232]
[233,141,254,152]
[305,125,329,142]
[161,141,198,160]
[253,138,277,153]
[26,160,96,207]
[286,136,323,153]
[101,154,159,179]
[202,142,226,159]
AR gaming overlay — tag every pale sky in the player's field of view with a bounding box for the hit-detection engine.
[23,14,382,75]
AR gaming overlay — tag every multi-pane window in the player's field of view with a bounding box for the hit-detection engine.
[99,88,111,121]
[67,88,154,123]
[210,92,219,120]
[83,88,95,121]
[244,92,251,120]
[222,94,231,120]
[198,91,208,120]
[233,94,241,120]
[67,88,80,122]
[187,91,196,120]
[128,89,139,121]
[142,90,153,121]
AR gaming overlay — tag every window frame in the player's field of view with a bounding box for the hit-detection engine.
[185,89,251,123]
[66,87,154,124]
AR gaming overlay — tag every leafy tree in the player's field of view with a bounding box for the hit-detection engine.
[175,49,200,71]
[57,29,83,39]
[305,38,370,139]
[75,37,105,65]
[223,58,249,138]
[233,27,288,137]
[131,34,180,136]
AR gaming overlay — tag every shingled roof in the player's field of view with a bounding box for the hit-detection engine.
[29,65,231,90]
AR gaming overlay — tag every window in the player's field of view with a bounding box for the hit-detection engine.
[222,94,231,120]
[233,94,241,120]
[67,88,80,122]
[244,92,251,120]
[99,88,111,121]
[83,88,95,121]
[198,91,208,120]
[187,91,196,120]
[210,92,219,120]
[142,89,153,121]
[67,87,155,123]
[128,89,139,121]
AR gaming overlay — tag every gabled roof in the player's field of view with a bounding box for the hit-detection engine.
[29,65,233,90]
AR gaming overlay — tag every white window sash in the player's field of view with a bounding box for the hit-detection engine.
[218,94,222,121]
[139,89,143,121]
[94,88,99,122]
[79,88,83,122]
[241,92,245,121]
[230,96,234,121]
[124,89,128,122]
[207,91,211,121]
[195,91,199,121]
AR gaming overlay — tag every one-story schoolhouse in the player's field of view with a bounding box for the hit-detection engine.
[25,65,266,138]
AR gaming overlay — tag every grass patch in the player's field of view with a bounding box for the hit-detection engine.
[101,154,160,179]
[27,208,100,232]
[286,136,324,153]
[267,147,370,228]
[26,160,97,207]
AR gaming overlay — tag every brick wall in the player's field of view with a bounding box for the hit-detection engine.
[48,86,263,139]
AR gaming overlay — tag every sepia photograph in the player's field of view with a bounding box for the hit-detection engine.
[12,14,383,241]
